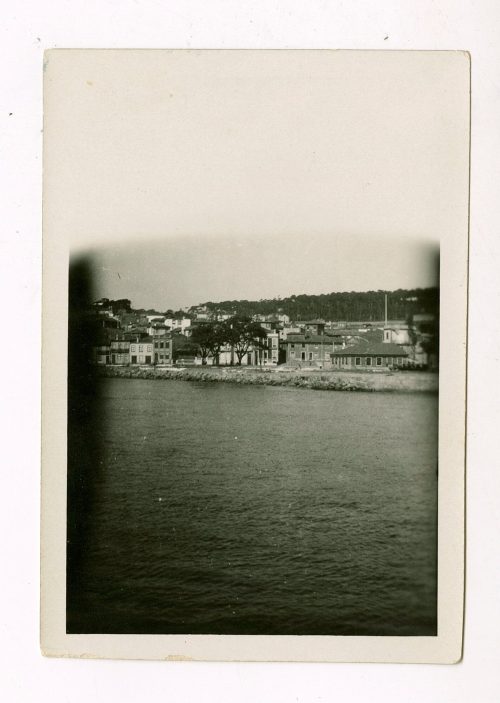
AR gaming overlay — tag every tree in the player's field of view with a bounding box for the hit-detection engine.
[190,323,215,365]
[171,332,198,364]
[190,321,231,365]
[226,316,267,365]
[208,322,230,365]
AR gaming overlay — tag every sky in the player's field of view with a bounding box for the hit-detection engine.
[82,233,439,311]
[55,52,460,313]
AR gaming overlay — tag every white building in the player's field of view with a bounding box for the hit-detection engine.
[129,340,154,364]
[164,317,192,335]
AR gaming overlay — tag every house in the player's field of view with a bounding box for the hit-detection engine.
[331,341,409,369]
[296,320,326,335]
[383,326,413,345]
[281,325,301,340]
[285,334,336,368]
[154,336,173,365]
[93,342,110,365]
[266,332,280,365]
[164,317,192,335]
[110,339,130,365]
[147,323,167,337]
[213,342,266,366]
[129,337,154,365]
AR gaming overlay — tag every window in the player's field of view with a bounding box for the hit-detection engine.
[139,345,143,352]
[309,352,313,360]
[355,357,361,366]
[366,357,372,366]
[147,345,152,352]
[376,357,382,366]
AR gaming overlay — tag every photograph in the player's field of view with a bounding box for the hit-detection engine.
[67,235,440,636]
[41,49,469,661]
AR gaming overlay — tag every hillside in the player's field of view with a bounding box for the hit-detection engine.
[197,287,439,322]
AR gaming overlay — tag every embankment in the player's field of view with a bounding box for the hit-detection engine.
[97,365,438,393]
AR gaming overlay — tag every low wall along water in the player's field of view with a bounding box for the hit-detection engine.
[97,365,438,393]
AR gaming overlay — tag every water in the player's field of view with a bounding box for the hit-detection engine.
[67,378,438,635]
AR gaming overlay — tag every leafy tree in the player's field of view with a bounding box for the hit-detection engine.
[190,321,231,365]
[226,316,267,365]
[190,323,214,365]
[208,322,231,365]
[198,287,439,323]
[171,332,198,363]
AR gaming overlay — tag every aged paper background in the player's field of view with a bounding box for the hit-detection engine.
[3,1,500,700]
[41,49,469,663]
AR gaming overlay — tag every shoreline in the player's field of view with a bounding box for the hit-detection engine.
[96,365,438,393]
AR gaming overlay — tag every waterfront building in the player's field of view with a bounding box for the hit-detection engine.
[266,332,280,365]
[129,337,154,365]
[285,334,336,368]
[154,337,173,365]
[110,339,130,365]
[93,342,111,365]
[331,341,409,369]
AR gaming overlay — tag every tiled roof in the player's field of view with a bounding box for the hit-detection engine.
[286,334,336,344]
[129,336,153,344]
[332,341,408,356]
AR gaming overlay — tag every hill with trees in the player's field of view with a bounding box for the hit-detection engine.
[197,287,438,322]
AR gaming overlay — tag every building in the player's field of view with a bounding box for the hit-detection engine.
[285,334,336,368]
[129,338,154,365]
[383,325,413,345]
[281,325,301,340]
[164,317,192,335]
[266,332,280,365]
[331,341,409,369]
[93,342,110,365]
[110,339,130,365]
[296,320,326,335]
[154,337,173,365]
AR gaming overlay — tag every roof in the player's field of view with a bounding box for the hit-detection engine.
[287,334,335,344]
[332,342,408,356]
[129,336,153,344]
[297,319,326,325]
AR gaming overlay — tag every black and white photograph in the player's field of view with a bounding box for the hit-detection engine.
[41,49,469,662]
[67,235,440,637]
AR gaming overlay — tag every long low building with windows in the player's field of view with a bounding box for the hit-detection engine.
[331,342,409,369]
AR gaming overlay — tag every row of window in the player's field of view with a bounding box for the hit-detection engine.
[130,345,153,353]
[290,343,325,350]
[335,356,405,366]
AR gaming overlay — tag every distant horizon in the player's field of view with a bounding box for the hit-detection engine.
[92,284,438,315]
[81,233,439,311]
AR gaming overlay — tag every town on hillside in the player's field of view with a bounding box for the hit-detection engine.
[86,290,439,371]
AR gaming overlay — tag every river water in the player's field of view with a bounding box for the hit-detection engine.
[67,378,438,635]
